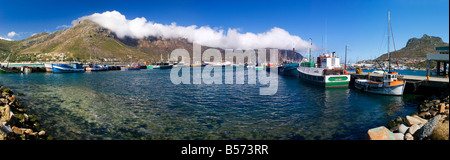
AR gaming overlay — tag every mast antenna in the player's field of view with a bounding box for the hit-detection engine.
[387,11,391,72]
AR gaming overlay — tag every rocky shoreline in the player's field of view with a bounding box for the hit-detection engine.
[367,87,449,140]
[0,86,48,140]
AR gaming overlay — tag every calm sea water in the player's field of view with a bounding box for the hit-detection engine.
[0,67,423,140]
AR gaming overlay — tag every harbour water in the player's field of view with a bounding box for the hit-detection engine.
[0,67,423,140]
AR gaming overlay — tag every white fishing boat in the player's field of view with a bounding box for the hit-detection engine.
[173,62,188,68]
[44,63,53,72]
[354,11,405,96]
[86,64,108,71]
[355,72,405,96]
[297,39,350,88]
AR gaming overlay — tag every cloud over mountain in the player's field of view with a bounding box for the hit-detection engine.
[74,10,316,51]
[7,31,17,38]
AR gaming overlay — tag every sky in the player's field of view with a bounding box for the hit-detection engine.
[0,0,448,63]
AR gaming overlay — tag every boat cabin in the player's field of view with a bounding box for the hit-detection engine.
[383,72,399,82]
[70,62,83,69]
[316,52,341,69]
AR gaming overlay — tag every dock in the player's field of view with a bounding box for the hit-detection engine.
[349,72,449,94]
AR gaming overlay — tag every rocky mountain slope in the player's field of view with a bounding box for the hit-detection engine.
[1,20,303,63]
[376,34,448,61]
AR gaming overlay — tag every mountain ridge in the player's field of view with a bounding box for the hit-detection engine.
[1,20,303,63]
[375,34,448,61]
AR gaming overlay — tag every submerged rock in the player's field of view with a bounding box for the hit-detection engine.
[0,86,47,140]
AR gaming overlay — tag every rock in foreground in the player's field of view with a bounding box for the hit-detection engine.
[367,126,396,140]
[415,115,441,140]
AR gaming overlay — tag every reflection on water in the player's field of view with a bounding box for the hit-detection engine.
[0,68,420,140]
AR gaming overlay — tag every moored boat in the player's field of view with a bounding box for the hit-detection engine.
[276,48,300,76]
[255,62,265,70]
[353,11,405,96]
[297,38,350,88]
[173,62,188,68]
[0,67,13,73]
[44,63,53,72]
[122,62,141,71]
[159,62,173,69]
[297,53,350,88]
[0,52,16,73]
[86,65,108,72]
[52,62,85,73]
[354,72,405,96]
[278,62,299,76]
[86,64,108,72]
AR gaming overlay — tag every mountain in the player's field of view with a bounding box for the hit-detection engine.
[375,34,449,61]
[0,38,17,53]
[0,20,303,63]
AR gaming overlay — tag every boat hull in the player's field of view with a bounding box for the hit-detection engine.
[0,67,12,73]
[159,65,173,69]
[354,79,405,96]
[52,64,85,73]
[44,63,53,72]
[298,68,350,88]
[86,68,107,71]
[278,63,299,76]
[124,68,140,71]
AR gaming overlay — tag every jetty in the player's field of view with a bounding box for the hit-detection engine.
[349,72,449,94]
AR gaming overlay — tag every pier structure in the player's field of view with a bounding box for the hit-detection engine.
[426,46,449,77]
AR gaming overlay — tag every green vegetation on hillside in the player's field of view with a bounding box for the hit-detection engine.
[376,34,449,60]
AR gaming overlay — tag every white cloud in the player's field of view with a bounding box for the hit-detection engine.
[7,31,17,38]
[74,10,317,51]
[0,36,13,41]
[56,25,72,29]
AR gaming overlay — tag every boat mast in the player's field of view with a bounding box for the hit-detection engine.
[309,38,312,63]
[387,11,391,72]
[345,45,348,70]
[292,48,295,63]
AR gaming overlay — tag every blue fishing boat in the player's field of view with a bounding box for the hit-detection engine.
[267,48,299,76]
[278,62,299,76]
[52,62,85,73]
